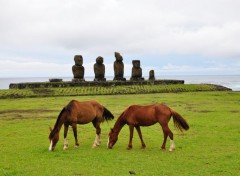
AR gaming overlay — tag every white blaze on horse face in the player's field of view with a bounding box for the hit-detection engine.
[49,140,53,151]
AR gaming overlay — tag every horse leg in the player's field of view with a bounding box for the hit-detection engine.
[127,126,134,150]
[63,123,69,150]
[72,123,79,147]
[135,126,146,149]
[161,125,175,151]
[92,121,101,148]
[168,127,175,152]
[161,126,168,150]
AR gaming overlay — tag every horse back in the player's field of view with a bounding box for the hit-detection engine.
[66,100,104,124]
[123,104,159,126]
[123,104,172,126]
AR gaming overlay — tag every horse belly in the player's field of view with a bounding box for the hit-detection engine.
[139,107,158,125]
[77,118,94,124]
[76,112,96,124]
[137,119,157,126]
[131,115,157,126]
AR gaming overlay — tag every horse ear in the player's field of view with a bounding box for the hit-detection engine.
[110,128,113,132]
[49,127,53,132]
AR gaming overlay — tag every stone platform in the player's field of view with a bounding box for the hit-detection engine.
[9,80,184,89]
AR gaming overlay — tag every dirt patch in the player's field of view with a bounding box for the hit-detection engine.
[194,110,215,113]
[229,110,240,113]
[0,109,58,120]
[186,109,215,113]
[0,109,56,114]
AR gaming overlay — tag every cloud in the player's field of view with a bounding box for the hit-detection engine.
[157,62,240,75]
[1,0,240,56]
[0,59,72,77]
[0,0,240,77]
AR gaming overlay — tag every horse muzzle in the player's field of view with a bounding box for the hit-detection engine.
[107,143,113,149]
[49,146,55,151]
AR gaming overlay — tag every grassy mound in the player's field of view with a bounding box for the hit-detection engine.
[0,84,231,99]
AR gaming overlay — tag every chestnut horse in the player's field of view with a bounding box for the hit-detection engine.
[108,103,189,151]
[49,100,114,151]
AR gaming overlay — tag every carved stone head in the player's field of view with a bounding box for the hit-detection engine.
[74,55,83,66]
[149,70,154,77]
[132,60,140,68]
[149,70,155,80]
[96,56,104,64]
[115,52,123,62]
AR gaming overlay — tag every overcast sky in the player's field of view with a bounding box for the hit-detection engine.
[0,0,240,78]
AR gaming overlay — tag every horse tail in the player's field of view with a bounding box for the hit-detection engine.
[103,107,114,121]
[170,108,189,132]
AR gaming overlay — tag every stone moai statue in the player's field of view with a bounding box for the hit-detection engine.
[149,70,155,81]
[130,60,144,81]
[94,56,106,81]
[113,52,126,81]
[72,55,85,82]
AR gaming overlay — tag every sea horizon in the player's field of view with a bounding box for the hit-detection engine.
[0,75,239,91]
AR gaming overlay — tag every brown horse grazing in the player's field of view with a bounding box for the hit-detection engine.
[49,100,114,151]
[108,104,189,151]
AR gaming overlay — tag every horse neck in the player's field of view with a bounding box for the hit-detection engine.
[52,109,67,136]
[53,122,63,135]
[113,115,126,135]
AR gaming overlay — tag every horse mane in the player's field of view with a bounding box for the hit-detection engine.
[49,107,67,139]
[121,106,132,119]
[110,110,128,134]
[65,100,75,112]
[115,109,128,125]
[119,111,126,119]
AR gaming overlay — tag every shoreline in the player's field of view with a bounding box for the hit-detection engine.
[0,84,233,99]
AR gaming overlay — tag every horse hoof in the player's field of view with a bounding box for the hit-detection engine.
[63,146,68,150]
[92,145,97,148]
[127,146,132,150]
[169,148,174,152]
[92,142,101,148]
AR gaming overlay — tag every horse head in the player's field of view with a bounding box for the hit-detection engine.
[48,127,59,151]
[107,128,118,149]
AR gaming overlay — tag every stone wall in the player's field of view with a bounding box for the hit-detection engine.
[9,80,184,89]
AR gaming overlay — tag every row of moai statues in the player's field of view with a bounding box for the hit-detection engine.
[72,52,155,82]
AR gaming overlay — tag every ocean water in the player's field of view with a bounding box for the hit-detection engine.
[0,75,239,91]
[159,75,240,91]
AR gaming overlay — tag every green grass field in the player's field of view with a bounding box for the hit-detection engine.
[0,91,239,175]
